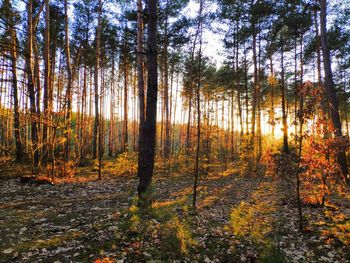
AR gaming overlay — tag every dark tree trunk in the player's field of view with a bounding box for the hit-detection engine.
[9,11,23,162]
[320,0,349,183]
[137,0,158,208]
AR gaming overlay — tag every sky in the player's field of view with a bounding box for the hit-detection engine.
[184,0,225,66]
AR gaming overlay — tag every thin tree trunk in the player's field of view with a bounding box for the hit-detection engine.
[137,0,145,156]
[122,26,129,153]
[193,0,203,208]
[244,48,249,134]
[281,44,289,153]
[9,9,23,162]
[93,0,102,159]
[164,0,171,159]
[186,93,192,150]
[64,0,73,163]
[26,0,39,169]
[251,27,258,148]
[269,56,275,137]
[43,0,50,163]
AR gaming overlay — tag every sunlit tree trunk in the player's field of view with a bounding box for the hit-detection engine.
[109,51,116,157]
[186,92,192,150]
[137,0,145,155]
[269,56,275,137]
[251,26,258,148]
[281,42,289,154]
[64,0,73,164]
[193,0,203,208]
[43,0,50,163]
[244,47,249,134]
[26,0,39,168]
[256,27,262,160]
[33,39,41,116]
[163,0,171,159]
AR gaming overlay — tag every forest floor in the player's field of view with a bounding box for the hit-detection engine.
[0,157,350,263]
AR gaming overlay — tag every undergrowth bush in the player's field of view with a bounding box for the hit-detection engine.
[110,152,137,176]
[300,119,348,206]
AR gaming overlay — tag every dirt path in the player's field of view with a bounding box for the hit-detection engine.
[1,165,349,262]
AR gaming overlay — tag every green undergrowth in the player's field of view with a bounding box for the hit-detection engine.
[229,183,287,263]
[116,194,198,261]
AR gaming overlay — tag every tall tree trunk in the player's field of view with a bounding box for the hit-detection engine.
[314,9,322,86]
[256,27,262,160]
[281,44,289,153]
[26,0,39,168]
[33,39,41,116]
[251,28,258,143]
[163,0,171,159]
[244,48,249,134]
[109,51,116,157]
[98,66,104,180]
[294,41,299,146]
[137,0,145,151]
[269,56,275,137]
[186,92,192,150]
[93,0,102,159]
[80,65,87,159]
[320,0,349,183]
[43,0,50,163]
[193,0,203,208]
[137,0,158,208]
[64,0,73,163]
[122,27,129,153]
[9,7,23,162]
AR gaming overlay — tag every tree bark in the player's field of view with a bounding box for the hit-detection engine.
[281,44,289,153]
[64,0,73,163]
[320,0,349,182]
[137,0,158,208]
[193,0,203,208]
[26,0,39,168]
[137,0,145,146]
[93,0,102,159]
[43,0,50,163]
[163,0,171,159]
[122,27,129,153]
[8,2,23,162]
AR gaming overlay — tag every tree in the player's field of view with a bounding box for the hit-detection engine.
[64,0,73,164]
[26,0,39,168]
[93,0,102,160]
[319,0,349,184]
[137,0,145,155]
[193,0,204,208]
[137,0,158,208]
[42,0,50,163]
